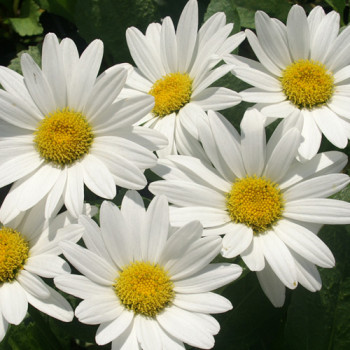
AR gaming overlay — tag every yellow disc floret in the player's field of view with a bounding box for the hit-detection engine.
[280,59,334,109]
[0,227,29,283]
[226,176,284,234]
[34,108,94,166]
[149,72,192,117]
[114,261,174,317]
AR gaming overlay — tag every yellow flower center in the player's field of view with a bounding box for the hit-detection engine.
[0,227,29,283]
[226,176,284,234]
[280,59,334,109]
[34,108,94,166]
[114,261,174,317]
[149,72,192,117]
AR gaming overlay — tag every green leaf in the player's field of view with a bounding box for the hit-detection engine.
[7,45,41,74]
[204,0,241,34]
[75,0,159,66]
[325,0,346,15]
[232,0,291,28]
[8,0,43,36]
[34,0,77,23]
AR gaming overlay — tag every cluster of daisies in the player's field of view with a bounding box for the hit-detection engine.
[0,0,349,348]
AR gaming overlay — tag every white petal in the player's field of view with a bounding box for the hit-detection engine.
[221,224,254,258]
[275,219,335,267]
[42,33,67,109]
[0,281,27,325]
[169,206,230,227]
[284,173,350,201]
[82,154,116,199]
[176,0,198,72]
[207,110,246,178]
[25,255,70,278]
[256,262,286,307]
[255,11,292,68]
[313,107,348,149]
[287,5,310,60]
[126,27,163,82]
[79,215,114,266]
[160,17,178,72]
[241,234,265,271]
[21,53,56,115]
[100,201,133,268]
[173,292,232,314]
[96,310,134,345]
[68,39,103,111]
[142,195,169,262]
[279,151,348,189]
[64,163,84,218]
[60,241,116,286]
[135,315,162,350]
[55,274,112,300]
[76,295,123,325]
[310,11,340,62]
[156,306,215,349]
[291,251,322,292]
[16,270,50,299]
[298,109,322,161]
[284,198,350,224]
[259,231,297,289]
[264,128,301,182]
[84,67,127,122]
[25,284,73,321]
[240,109,266,176]
[16,164,61,212]
[169,236,222,280]
[174,263,242,293]
[159,220,203,267]
[231,66,281,91]
[193,87,241,110]
[149,180,225,208]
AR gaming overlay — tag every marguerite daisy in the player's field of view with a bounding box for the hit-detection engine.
[149,109,350,306]
[0,197,94,341]
[226,4,350,160]
[124,0,244,156]
[0,32,167,221]
[55,191,242,349]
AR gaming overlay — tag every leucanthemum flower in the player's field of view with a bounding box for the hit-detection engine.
[226,5,350,160]
[149,109,350,306]
[0,197,93,341]
[0,32,167,221]
[123,0,245,156]
[55,191,242,349]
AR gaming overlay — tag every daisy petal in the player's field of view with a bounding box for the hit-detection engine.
[173,292,232,314]
[256,262,286,307]
[96,310,134,346]
[275,220,335,268]
[259,231,297,289]
[0,281,27,325]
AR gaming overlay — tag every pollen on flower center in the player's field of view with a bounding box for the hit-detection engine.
[226,176,284,234]
[34,108,94,166]
[149,72,192,117]
[0,227,29,283]
[280,59,334,109]
[114,261,174,317]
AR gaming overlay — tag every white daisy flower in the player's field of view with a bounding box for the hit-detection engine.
[226,4,350,160]
[149,109,350,306]
[124,0,244,157]
[0,197,93,341]
[0,33,167,221]
[55,191,242,349]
